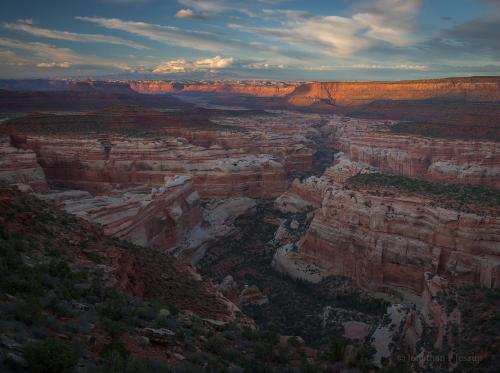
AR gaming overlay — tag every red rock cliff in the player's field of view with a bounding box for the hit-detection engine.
[130,81,298,97]
[286,77,500,106]
[297,184,500,294]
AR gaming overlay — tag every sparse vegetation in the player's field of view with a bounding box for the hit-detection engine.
[347,172,500,213]
[24,338,78,373]
[390,121,500,142]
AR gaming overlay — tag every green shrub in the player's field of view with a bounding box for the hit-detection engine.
[48,260,71,278]
[25,338,78,373]
[325,336,347,363]
[100,340,129,360]
[205,335,225,354]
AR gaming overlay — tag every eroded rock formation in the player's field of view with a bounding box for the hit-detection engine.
[13,135,287,199]
[325,116,500,189]
[274,113,500,300]
[297,184,500,294]
[40,175,202,252]
[0,137,48,192]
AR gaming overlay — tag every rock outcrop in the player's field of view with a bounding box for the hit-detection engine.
[14,135,288,199]
[274,112,500,304]
[41,175,202,252]
[325,116,500,189]
[298,184,500,294]
[0,137,48,192]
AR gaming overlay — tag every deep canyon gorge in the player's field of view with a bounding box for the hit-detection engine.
[1,77,499,372]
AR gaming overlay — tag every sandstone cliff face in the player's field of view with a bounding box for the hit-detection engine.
[286,77,500,107]
[15,135,288,199]
[296,185,500,294]
[274,113,500,300]
[326,116,500,189]
[130,81,298,97]
[42,175,202,252]
[0,137,48,192]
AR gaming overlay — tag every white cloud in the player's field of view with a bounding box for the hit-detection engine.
[76,16,246,51]
[175,9,207,20]
[17,18,34,25]
[36,62,72,68]
[243,61,285,69]
[153,55,233,73]
[352,0,421,46]
[177,0,256,17]
[0,49,30,66]
[194,55,233,68]
[304,63,428,71]
[178,0,227,13]
[0,37,133,71]
[153,59,190,73]
[231,0,421,56]
[0,37,79,63]
[3,20,148,49]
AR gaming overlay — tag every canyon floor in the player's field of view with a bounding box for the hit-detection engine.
[1,78,499,372]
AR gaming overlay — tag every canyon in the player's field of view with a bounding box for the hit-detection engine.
[1,77,499,371]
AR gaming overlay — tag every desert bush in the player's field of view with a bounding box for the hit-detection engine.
[25,338,78,373]
[205,335,225,354]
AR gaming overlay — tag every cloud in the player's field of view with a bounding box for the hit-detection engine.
[231,0,421,56]
[194,55,233,68]
[304,64,428,71]
[3,20,148,49]
[243,61,285,69]
[152,55,233,73]
[75,16,307,60]
[440,15,500,55]
[0,49,31,66]
[411,15,500,64]
[178,0,227,13]
[36,61,72,68]
[175,9,207,20]
[0,37,133,71]
[0,37,79,63]
[352,0,421,46]
[17,18,34,25]
[177,0,256,17]
[76,16,249,51]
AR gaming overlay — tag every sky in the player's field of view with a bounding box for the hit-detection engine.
[1,0,499,81]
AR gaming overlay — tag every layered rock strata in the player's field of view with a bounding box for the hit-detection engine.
[130,81,298,97]
[325,116,500,189]
[41,176,202,251]
[286,77,500,107]
[296,185,500,294]
[0,137,48,192]
[14,135,288,199]
[275,113,500,300]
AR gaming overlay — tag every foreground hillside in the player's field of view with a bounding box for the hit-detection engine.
[0,188,331,372]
